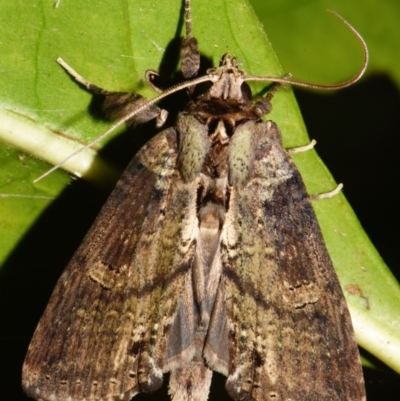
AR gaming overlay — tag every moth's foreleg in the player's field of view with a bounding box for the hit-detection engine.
[57,57,168,127]
[253,73,293,118]
[181,0,200,81]
[57,57,111,96]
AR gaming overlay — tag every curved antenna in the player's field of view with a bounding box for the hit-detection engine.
[244,10,369,90]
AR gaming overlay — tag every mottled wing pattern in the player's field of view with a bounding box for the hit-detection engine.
[218,121,365,401]
[22,128,198,401]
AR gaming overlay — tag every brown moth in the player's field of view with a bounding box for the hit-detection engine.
[22,0,368,400]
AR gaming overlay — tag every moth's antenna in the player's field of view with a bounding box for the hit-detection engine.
[34,66,212,183]
[244,10,368,89]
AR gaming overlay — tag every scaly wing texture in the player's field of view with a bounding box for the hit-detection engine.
[22,128,199,401]
[219,121,365,401]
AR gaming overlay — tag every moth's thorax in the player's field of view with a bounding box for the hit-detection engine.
[185,97,263,184]
[181,57,254,329]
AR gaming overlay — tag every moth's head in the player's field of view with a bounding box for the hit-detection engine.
[201,53,251,101]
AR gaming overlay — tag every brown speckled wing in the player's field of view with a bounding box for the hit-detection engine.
[22,128,198,401]
[218,121,365,401]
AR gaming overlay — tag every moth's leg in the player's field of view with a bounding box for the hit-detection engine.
[283,124,342,199]
[288,139,317,154]
[145,69,164,93]
[311,183,343,200]
[145,0,199,94]
[265,73,292,102]
[286,136,343,200]
[57,57,168,127]
[253,73,293,117]
[57,57,116,97]
[181,0,200,79]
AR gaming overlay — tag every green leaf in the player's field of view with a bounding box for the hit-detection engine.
[0,0,399,389]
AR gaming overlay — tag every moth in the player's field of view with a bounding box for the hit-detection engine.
[22,0,368,400]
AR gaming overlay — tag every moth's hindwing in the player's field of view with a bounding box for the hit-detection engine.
[211,120,365,401]
[22,128,200,401]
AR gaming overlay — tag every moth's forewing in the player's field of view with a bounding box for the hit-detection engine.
[22,128,200,400]
[216,120,365,400]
